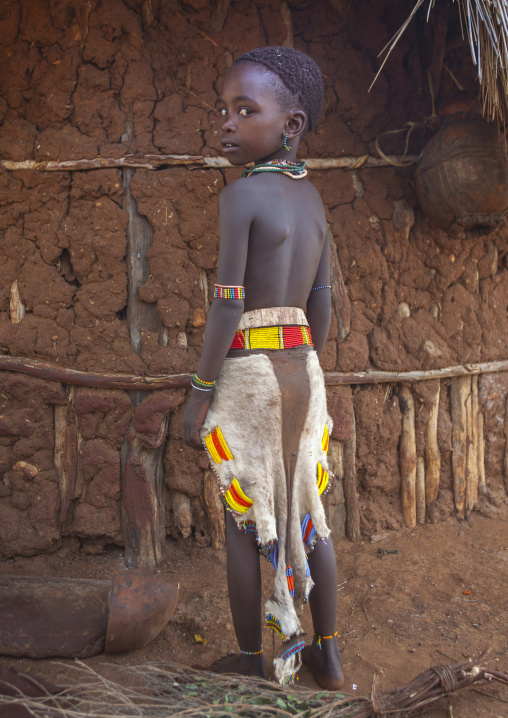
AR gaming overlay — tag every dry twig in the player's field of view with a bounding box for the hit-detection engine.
[0,653,506,718]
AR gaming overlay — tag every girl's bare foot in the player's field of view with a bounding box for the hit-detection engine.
[302,636,344,691]
[211,653,267,679]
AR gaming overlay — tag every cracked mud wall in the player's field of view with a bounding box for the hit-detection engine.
[0,0,507,557]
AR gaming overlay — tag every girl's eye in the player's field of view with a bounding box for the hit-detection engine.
[239,108,252,117]
[219,108,227,116]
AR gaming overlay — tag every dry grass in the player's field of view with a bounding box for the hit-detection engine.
[0,652,506,718]
[374,0,508,127]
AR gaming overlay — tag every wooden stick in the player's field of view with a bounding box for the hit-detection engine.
[398,384,417,529]
[464,384,473,518]
[0,355,192,390]
[425,382,441,504]
[281,1,294,47]
[212,0,230,31]
[202,471,226,550]
[141,0,154,29]
[121,413,169,568]
[342,412,361,541]
[1,355,508,390]
[9,281,25,324]
[450,377,470,519]
[124,166,163,355]
[328,438,344,480]
[478,411,486,495]
[0,154,421,173]
[467,375,480,515]
[171,491,193,540]
[54,386,79,524]
[416,456,426,524]
[328,229,351,340]
[325,360,508,384]
[325,439,346,538]
[504,396,508,494]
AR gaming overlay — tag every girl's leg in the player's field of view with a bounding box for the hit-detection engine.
[303,536,344,690]
[212,511,266,677]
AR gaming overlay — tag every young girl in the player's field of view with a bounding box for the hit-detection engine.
[182,46,343,690]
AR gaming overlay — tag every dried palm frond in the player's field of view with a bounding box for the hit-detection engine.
[373,0,508,127]
[456,0,508,123]
[0,652,506,717]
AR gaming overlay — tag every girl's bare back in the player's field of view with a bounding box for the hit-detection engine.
[218,172,328,312]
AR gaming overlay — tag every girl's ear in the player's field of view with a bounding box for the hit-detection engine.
[285,110,307,139]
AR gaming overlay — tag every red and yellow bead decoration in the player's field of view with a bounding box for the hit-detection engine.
[322,424,329,453]
[224,477,254,514]
[204,427,234,464]
[317,462,329,495]
[230,325,313,350]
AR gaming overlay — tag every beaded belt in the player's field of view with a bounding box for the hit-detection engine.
[230,324,313,350]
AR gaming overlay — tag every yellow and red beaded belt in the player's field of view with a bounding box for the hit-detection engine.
[230,324,313,350]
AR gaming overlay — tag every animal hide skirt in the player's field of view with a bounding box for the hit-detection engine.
[201,308,332,685]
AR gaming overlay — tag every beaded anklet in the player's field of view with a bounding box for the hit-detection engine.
[214,284,245,299]
[191,374,215,391]
[311,285,331,291]
[240,647,263,656]
[315,631,338,649]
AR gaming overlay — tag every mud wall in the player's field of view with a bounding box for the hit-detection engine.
[0,0,507,558]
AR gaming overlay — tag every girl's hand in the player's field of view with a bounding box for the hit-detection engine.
[182,390,211,450]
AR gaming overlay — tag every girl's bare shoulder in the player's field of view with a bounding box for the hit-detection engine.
[219,176,254,204]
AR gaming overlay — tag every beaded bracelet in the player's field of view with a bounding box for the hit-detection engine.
[214,284,245,299]
[311,285,331,291]
[240,647,263,655]
[191,374,215,391]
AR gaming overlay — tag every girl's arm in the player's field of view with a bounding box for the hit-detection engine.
[182,181,252,449]
[306,231,331,358]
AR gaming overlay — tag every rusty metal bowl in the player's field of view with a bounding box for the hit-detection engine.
[415,114,508,233]
[0,571,178,658]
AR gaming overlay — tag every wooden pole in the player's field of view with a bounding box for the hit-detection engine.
[212,0,230,31]
[0,355,192,390]
[54,386,80,524]
[202,471,226,550]
[342,413,361,541]
[425,382,441,504]
[325,439,347,539]
[450,377,470,519]
[171,491,193,539]
[325,361,508,385]
[504,396,508,494]
[120,415,169,568]
[280,1,294,47]
[1,355,508,390]
[466,375,480,516]
[328,229,351,340]
[328,438,344,480]
[478,411,486,495]
[398,384,417,528]
[0,154,420,173]
[416,456,426,524]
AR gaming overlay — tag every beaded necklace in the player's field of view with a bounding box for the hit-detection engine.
[241,159,307,179]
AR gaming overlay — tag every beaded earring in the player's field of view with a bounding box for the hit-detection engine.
[283,132,290,151]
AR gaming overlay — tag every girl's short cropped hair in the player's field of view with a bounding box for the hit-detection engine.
[233,46,324,131]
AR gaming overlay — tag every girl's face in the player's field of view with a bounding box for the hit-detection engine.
[216,62,290,166]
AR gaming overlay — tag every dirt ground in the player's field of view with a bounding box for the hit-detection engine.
[1,511,507,717]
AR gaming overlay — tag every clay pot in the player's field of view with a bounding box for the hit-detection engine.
[415,114,508,233]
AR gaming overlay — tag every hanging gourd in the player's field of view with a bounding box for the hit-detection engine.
[415,114,508,233]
